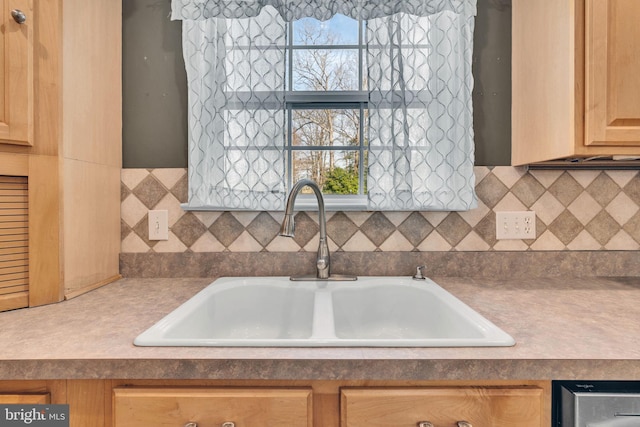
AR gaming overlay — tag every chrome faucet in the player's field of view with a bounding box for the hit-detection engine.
[279,179,356,281]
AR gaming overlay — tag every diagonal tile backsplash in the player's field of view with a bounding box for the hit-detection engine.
[121,167,640,253]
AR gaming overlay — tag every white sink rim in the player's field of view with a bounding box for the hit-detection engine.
[134,276,515,348]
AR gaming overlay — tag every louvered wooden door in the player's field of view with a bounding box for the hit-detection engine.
[0,175,28,311]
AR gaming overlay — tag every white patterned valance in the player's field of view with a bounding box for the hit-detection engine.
[171,0,476,21]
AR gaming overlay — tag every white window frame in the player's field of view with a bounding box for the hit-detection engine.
[285,18,368,211]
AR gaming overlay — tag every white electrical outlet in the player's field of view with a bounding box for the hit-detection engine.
[496,211,536,240]
[148,210,169,240]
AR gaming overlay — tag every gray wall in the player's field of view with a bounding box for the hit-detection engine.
[123,0,188,168]
[122,0,511,168]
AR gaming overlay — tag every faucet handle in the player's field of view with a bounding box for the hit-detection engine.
[413,265,426,280]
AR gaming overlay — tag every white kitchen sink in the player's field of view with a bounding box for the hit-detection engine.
[134,277,515,347]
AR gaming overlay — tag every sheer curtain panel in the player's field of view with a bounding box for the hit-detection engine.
[172,0,477,211]
[180,7,288,210]
[366,8,477,211]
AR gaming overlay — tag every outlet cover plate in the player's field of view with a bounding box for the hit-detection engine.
[496,211,536,240]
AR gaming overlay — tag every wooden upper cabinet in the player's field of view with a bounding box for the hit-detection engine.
[0,0,33,146]
[585,0,640,146]
[341,387,544,427]
[512,0,640,165]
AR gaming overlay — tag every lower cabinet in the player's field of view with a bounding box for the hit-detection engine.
[341,387,543,427]
[112,387,313,427]
[0,381,547,427]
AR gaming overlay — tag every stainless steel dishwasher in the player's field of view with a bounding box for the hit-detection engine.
[553,381,640,426]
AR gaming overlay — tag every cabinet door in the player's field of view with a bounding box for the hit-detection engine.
[0,175,28,312]
[341,387,543,427]
[0,0,33,147]
[113,387,312,427]
[585,0,640,147]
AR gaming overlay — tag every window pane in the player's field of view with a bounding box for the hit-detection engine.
[292,109,362,147]
[293,151,361,195]
[293,15,359,46]
[293,49,359,91]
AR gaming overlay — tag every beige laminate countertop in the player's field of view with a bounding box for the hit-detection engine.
[0,276,639,381]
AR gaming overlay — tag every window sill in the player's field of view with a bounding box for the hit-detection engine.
[181,195,368,212]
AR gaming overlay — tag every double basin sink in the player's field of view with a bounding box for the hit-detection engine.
[134,277,514,347]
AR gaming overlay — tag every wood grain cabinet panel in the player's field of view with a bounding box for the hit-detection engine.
[0,380,65,405]
[585,0,640,146]
[341,387,543,427]
[512,0,640,165]
[0,0,34,147]
[113,387,313,427]
[0,393,49,404]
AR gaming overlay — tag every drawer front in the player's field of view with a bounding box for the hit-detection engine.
[0,393,49,404]
[113,387,312,427]
[341,387,543,427]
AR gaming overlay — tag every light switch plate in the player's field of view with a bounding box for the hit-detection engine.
[148,210,169,240]
[496,211,536,240]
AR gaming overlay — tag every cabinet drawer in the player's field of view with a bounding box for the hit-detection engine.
[341,387,543,427]
[0,393,49,404]
[113,387,312,427]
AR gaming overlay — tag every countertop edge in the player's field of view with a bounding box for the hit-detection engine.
[2,358,640,381]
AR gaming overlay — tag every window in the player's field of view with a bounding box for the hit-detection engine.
[174,0,478,212]
[286,15,368,209]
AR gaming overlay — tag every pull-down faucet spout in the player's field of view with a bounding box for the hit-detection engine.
[279,179,356,281]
